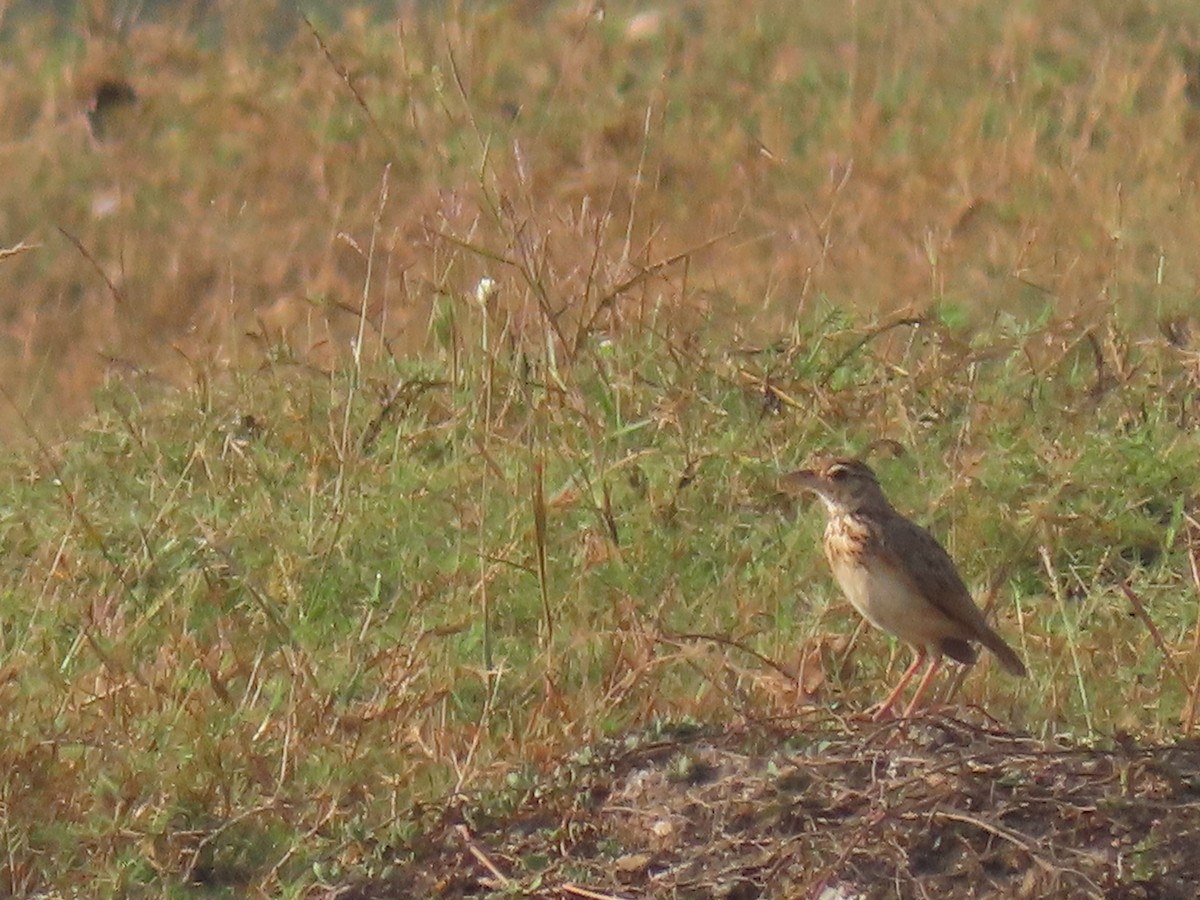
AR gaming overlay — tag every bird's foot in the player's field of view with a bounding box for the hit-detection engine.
[863,701,898,722]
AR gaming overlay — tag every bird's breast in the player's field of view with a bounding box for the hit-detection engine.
[824,514,949,646]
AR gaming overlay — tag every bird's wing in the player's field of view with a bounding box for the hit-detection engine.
[872,511,1027,677]
[872,513,993,636]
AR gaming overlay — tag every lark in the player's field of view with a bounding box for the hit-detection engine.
[783,457,1025,719]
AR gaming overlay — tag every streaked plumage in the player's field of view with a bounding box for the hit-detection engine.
[783,456,1025,718]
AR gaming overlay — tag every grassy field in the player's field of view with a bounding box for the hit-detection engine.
[3,0,1200,895]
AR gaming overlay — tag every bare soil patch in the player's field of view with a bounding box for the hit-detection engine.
[338,713,1200,899]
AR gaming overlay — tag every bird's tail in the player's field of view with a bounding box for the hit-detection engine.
[980,627,1027,677]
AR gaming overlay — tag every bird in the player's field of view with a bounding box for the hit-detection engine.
[782,456,1025,719]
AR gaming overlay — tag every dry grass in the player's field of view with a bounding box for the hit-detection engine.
[1,0,1200,895]
[2,0,1200,427]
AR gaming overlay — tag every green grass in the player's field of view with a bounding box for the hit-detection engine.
[2,0,1200,893]
[2,304,1200,893]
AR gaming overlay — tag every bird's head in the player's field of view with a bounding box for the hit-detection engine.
[780,456,889,517]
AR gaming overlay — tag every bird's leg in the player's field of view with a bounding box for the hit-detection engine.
[871,649,926,721]
[902,655,943,717]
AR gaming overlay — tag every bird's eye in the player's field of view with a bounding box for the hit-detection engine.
[828,465,848,481]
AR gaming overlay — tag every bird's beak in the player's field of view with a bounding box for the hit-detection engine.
[779,469,820,493]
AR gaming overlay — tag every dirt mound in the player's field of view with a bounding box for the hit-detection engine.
[339,713,1200,899]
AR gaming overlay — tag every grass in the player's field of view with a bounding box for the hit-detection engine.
[3,305,1199,894]
[1,0,1200,894]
